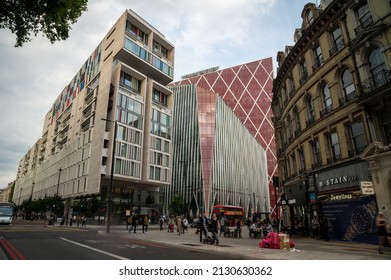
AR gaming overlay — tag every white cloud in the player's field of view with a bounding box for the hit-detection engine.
[0,0,310,188]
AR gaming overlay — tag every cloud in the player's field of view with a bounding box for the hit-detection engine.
[0,0,309,189]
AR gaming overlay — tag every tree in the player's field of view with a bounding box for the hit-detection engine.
[0,0,88,47]
[168,195,184,216]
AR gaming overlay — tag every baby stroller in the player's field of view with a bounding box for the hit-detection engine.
[203,226,219,245]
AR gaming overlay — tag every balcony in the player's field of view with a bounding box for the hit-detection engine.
[306,115,315,128]
[320,104,334,118]
[299,70,308,85]
[311,161,322,170]
[359,70,391,95]
[339,90,357,106]
[312,57,323,72]
[329,40,345,57]
[327,154,342,165]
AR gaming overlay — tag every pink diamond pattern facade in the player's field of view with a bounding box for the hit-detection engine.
[172,58,277,215]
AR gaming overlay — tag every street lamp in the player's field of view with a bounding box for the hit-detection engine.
[102,118,118,233]
[56,168,62,196]
[272,176,280,232]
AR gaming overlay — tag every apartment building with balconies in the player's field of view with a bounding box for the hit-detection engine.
[13,9,175,221]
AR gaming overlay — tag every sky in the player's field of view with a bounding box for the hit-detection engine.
[0,0,314,189]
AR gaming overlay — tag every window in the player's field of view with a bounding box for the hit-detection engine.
[330,27,344,56]
[298,147,305,172]
[299,61,308,84]
[307,10,314,25]
[293,107,301,135]
[328,132,341,162]
[321,84,333,117]
[306,96,315,127]
[311,139,321,168]
[126,21,148,44]
[290,152,297,176]
[120,72,141,93]
[357,2,373,29]
[151,109,171,139]
[348,120,367,155]
[117,93,144,130]
[313,45,323,71]
[153,41,168,58]
[341,69,356,103]
[286,116,292,142]
[153,88,168,106]
[369,47,387,87]
[380,108,391,144]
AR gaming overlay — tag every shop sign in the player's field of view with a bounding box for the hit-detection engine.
[288,199,296,205]
[360,181,375,195]
[308,192,316,203]
[318,175,357,188]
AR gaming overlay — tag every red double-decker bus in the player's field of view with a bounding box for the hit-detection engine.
[212,204,244,225]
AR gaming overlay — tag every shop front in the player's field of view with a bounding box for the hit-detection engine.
[315,160,378,244]
[282,179,309,237]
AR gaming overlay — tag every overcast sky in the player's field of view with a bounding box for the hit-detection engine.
[0,0,312,189]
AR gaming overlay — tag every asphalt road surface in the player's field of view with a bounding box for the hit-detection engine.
[0,223,238,260]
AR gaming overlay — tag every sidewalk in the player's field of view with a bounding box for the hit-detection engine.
[99,223,391,260]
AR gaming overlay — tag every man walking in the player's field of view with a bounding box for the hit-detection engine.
[199,212,208,242]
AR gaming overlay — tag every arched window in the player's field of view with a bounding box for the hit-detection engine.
[321,84,333,116]
[368,47,386,87]
[306,96,315,127]
[341,69,356,102]
[293,106,301,134]
[286,116,291,142]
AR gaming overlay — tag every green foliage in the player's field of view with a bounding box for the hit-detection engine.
[0,0,88,47]
[168,195,184,216]
[19,194,64,216]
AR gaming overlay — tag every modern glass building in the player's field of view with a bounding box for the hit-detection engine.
[170,59,276,217]
[164,83,269,217]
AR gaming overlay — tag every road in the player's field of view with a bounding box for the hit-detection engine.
[0,221,238,260]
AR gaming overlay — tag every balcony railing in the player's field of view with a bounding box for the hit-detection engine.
[339,90,357,106]
[327,154,342,165]
[299,70,308,85]
[359,70,391,95]
[311,161,322,170]
[306,115,315,127]
[329,40,345,57]
[312,57,323,72]
[320,104,334,118]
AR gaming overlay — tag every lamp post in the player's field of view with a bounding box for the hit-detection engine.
[102,118,118,233]
[272,176,280,232]
[56,168,62,196]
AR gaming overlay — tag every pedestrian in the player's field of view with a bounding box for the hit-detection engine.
[129,215,137,233]
[209,213,219,245]
[183,217,189,233]
[319,216,329,241]
[376,212,390,254]
[176,215,183,235]
[236,218,242,238]
[199,212,208,242]
[159,216,164,231]
[311,216,320,239]
[142,215,149,233]
[81,215,86,227]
